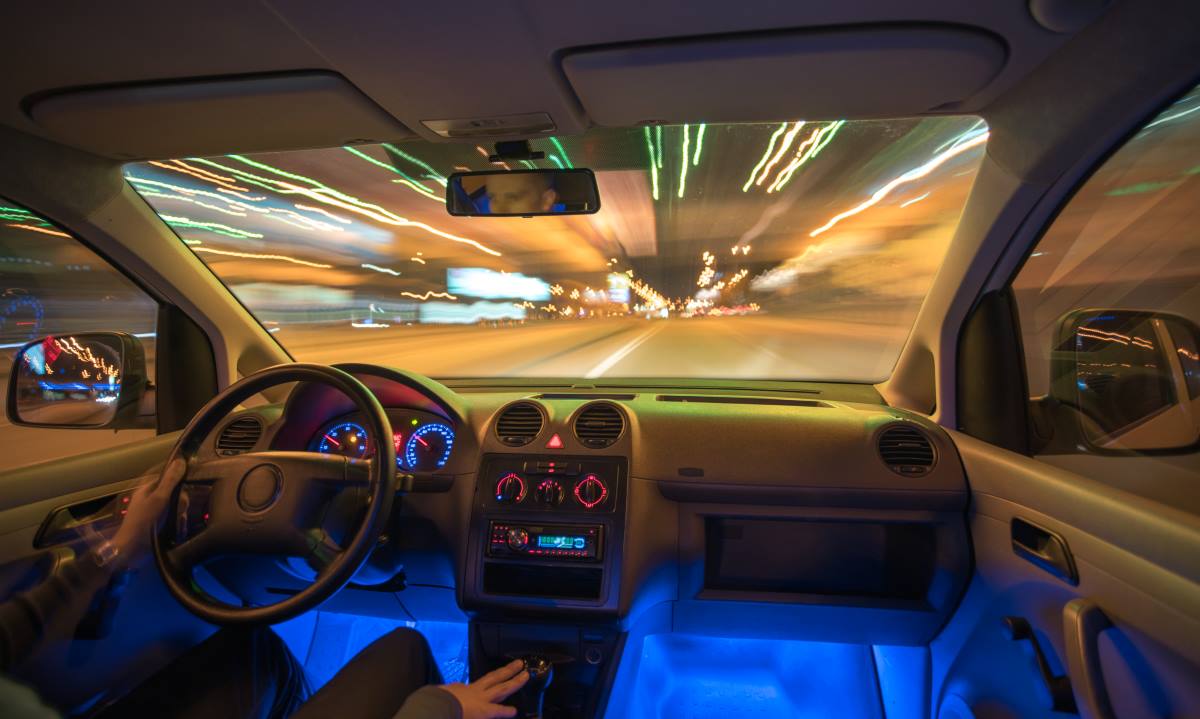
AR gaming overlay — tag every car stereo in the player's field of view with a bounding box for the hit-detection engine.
[487,521,603,561]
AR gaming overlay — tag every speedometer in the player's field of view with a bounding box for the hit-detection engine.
[403,423,455,471]
[316,421,370,458]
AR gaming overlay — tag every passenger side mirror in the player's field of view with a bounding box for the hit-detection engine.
[1049,310,1200,452]
[6,332,149,429]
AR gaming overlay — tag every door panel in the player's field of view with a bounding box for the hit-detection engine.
[0,431,214,711]
[932,432,1200,718]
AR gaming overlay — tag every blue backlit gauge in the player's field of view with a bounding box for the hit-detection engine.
[403,423,455,471]
[316,422,370,458]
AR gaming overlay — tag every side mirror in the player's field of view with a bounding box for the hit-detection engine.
[1049,309,1199,452]
[6,332,148,429]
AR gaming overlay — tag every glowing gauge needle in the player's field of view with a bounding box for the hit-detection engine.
[323,433,341,448]
[414,435,430,448]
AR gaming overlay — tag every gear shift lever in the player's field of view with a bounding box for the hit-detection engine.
[512,654,553,718]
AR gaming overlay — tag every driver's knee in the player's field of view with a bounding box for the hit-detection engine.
[357,628,441,684]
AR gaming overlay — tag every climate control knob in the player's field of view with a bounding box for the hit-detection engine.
[495,473,526,504]
[574,475,608,509]
[506,527,529,550]
[535,479,565,507]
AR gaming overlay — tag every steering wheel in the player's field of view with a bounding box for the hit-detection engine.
[153,363,397,625]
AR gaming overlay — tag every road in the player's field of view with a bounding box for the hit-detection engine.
[0,314,905,471]
[276,315,908,382]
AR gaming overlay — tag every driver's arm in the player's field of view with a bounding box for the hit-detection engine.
[0,460,184,671]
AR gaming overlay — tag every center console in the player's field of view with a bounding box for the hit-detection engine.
[463,453,629,718]
[464,454,626,610]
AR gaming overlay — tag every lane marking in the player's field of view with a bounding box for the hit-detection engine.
[584,322,665,378]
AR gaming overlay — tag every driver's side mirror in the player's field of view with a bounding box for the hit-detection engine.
[6,332,149,429]
[1047,309,1200,452]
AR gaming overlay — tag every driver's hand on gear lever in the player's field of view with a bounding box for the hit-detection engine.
[440,659,529,719]
[108,458,187,568]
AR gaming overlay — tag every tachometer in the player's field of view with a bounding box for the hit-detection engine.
[403,423,454,471]
[316,421,370,458]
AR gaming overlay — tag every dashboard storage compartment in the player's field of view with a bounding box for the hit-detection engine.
[483,562,604,600]
[703,518,936,601]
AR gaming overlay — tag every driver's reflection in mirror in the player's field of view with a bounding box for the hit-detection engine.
[484,172,560,214]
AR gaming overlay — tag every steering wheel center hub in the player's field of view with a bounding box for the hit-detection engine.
[238,464,282,512]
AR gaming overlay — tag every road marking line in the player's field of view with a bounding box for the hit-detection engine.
[584,323,665,378]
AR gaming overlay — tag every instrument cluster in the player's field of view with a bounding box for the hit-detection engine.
[308,411,456,472]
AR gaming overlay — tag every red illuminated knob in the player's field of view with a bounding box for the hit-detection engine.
[536,479,565,506]
[574,475,608,509]
[495,473,526,504]
[506,527,529,549]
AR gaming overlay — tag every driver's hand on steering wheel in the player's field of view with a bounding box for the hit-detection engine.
[439,659,529,719]
[108,458,187,569]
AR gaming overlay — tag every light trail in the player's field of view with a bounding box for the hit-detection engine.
[900,192,931,208]
[159,214,263,239]
[293,203,352,224]
[643,127,660,200]
[361,263,402,276]
[679,124,691,198]
[655,126,664,168]
[767,120,844,193]
[382,144,447,186]
[549,137,573,168]
[149,160,249,192]
[692,124,706,166]
[743,122,789,192]
[399,290,457,301]
[809,131,989,237]
[136,190,249,218]
[191,246,333,268]
[755,121,806,187]
[344,146,441,201]
[7,223,68,237]
[410,256,426,264]
[191,157,502,256]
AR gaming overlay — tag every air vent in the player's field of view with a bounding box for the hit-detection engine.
[574,403,625,448]
[216,416,263,455]
[878,424,935,476]
[496,402,545,447]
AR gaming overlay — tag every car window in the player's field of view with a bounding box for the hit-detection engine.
[0,200,157,472]
[1012,84,1200,489]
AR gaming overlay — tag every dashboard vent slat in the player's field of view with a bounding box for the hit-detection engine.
[496,402,544,447]
[878,425,935,476]
[574,402,625,448]
[216,416,263,456]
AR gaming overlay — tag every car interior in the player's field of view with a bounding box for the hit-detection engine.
[0,1,1198,717]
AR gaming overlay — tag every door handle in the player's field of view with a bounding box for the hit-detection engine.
[1003,616,1077,713]
[1064,599,1116,719]
[1012,517,1078,584]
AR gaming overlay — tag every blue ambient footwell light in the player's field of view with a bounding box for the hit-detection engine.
[627,634,883,719]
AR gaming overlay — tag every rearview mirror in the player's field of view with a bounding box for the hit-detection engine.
[1049,309,1199,452]
[446,169,600,216]
[6,332,148,429]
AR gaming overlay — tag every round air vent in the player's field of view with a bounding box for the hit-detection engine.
[495,402,545,447]
[878,424,936,476]
[216,416,264,456]
[574,402,625,448]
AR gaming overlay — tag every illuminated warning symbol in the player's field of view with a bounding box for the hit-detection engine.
[546,433,564,449]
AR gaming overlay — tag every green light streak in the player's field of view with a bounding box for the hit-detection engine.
[520,160,537,169]
[159,214,263,239]
[692,123,706,166]
[743,122,788,192]
[679,124,690,199]
[549,137,573,168]
[655,126,664,168]
[1105,180,1176,196]
[548,155,565,169]
[381,143,447,186]
[343,146,440,200]
[643,127,660,200]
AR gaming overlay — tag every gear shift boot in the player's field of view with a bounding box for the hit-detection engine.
[511,654,554,718]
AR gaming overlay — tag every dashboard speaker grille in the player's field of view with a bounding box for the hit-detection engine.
[878,424,935,476]
[496,402,544,446]
[216,416,263,456]
[574,403,625,448]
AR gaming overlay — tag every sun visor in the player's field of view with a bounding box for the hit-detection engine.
[562,26,1006,125]
[27,71,414,160]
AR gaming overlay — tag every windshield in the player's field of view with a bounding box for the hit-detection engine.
[127,118,987,382]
